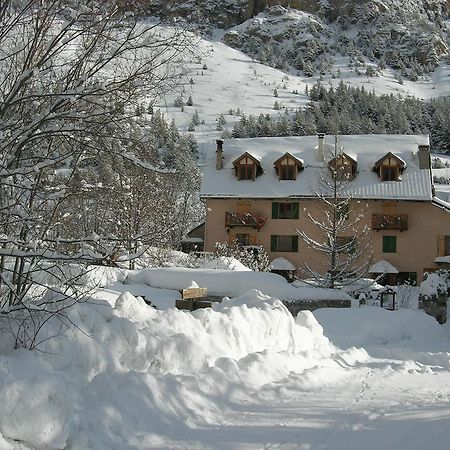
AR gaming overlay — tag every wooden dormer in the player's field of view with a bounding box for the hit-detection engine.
[273,153,303,181]
[328,153,357,181]
[373,152,406,182]
[232,152,263,181]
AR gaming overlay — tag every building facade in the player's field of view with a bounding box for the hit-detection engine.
[200,135,450,283]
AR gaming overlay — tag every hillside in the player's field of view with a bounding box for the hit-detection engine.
[145,1,450,81]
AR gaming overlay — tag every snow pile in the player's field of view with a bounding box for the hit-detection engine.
[0,289,337,449]
[126,267,351,301]
[314,306,449,353]
[419,271,450,297]
[198,255,251,271]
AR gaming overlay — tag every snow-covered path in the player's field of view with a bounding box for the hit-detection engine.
[152,359,450,450]
[1,290,450,450]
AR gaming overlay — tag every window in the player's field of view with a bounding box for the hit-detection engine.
[236,233,250,246]
[374,153,404,182]
[270,235,299,252]
[437,236,450,256]
[238,158,254,180]
[274,154,302,181]
[279,164,296,180]
[398,272,417,285]
[272,202,299,219]
[328,154,356,181]
[382,236,397,253]
[381,166,398,181]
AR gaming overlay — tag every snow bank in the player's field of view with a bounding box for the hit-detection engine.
[314,306,450,352]
[198,256,251,271]
[126,267,351,301]
[419,272,449,297]
[0,289,337,449]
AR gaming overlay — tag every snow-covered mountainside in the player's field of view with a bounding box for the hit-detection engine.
[146,1,449,81]
[159,35,450,149]
[147,2,450,150]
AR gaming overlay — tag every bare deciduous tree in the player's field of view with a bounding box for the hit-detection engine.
[298,135,373,288]
[0,0,194,340]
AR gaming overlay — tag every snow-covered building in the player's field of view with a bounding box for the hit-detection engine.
[200,135,450,283]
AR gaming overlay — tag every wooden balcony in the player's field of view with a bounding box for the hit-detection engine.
[225,211,266,230]
[371,214,408,231]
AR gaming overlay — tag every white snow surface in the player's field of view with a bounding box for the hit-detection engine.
[369,259,399,274]
[200,135,433,200]
[269,256,296,271]
[126,267,351,301]
[1,288,450,449]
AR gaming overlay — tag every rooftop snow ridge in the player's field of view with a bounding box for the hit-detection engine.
[201,135,432,200]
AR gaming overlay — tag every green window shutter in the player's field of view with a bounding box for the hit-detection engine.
[271,235,278,252]
[383,236,397,253]
[293,202,299,219]
[292,235,298,252]
[272,202,279,219]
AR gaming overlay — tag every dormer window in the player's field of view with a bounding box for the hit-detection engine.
[232,152,262,181]
[328,153,357,181]
[374,153,406,182]
[273,153,303,181]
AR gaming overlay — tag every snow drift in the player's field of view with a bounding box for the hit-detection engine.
[0,289,337,449]
[126,267,351,301]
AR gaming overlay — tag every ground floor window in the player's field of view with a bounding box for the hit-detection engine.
[270,235,299,252]
[398,272,417,285]
[382,236,397,253]
[236,233,250,246]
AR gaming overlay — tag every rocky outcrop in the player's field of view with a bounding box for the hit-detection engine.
[138,0,449,79]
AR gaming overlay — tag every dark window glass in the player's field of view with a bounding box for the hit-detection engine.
[270,235,298,252]
[445,236,450,255]
[382,166,397,181]
[279,165,296,180]
[272,202,299,219]
[239,163,254,180]
[236,233,250,246]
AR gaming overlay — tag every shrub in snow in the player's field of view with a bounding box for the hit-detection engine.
[420,270,450,298]
[214,241,270,272]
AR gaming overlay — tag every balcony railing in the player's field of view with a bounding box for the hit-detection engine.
[371,214,408,231]
[225,211,266,230]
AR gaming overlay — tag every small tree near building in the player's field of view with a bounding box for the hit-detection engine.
[298,136,373,288]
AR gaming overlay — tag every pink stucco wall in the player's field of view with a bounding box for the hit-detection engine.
[204,198,450,283]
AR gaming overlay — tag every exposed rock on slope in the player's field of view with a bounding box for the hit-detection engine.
[223,2,449,78]
[140,0,449,79]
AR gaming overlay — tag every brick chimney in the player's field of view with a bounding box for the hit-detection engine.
[216,139,224,170]
[317,133,325,162]
[418,144,430,169]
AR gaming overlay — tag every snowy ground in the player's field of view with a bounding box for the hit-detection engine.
[0,277,449,450]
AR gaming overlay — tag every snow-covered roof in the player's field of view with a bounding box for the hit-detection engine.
[200,135,432,201]
[369,260,399,274]
[269,257,296,271]
[434,256,450,264]
[181,237,204,243]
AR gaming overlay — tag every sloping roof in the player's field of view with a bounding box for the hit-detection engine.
[273,152,303,167]
[369,260,399,274]
[269,257,296,271]
[200,135,432,201]
[232,151,261,166]
[374,152,407,170]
